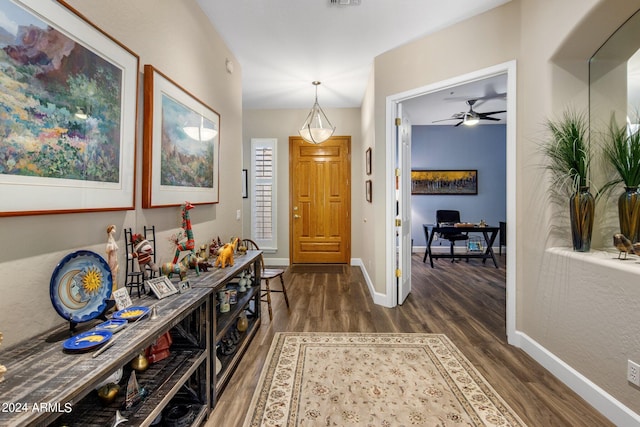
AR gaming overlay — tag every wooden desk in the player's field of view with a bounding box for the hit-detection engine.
[424,224,500,268]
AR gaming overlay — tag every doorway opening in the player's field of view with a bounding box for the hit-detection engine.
[386,61,517,343]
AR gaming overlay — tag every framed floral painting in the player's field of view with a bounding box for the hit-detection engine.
[142,64,220,208]
[0,0,139,216]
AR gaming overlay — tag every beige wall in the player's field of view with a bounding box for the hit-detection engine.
[519,0,640,418]
[242,107,362,263]
[368,3,521,296]
[3,0,640,422]
[0,0,243,347]
[366,0,640,419]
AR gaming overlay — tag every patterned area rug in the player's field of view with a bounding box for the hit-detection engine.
[243,333,527,426]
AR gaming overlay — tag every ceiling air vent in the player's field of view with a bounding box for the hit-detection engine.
[329,0,361,6]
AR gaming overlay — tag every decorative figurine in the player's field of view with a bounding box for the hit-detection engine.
[237,242,248,255]
[112,410,128,427]
[171,202,199,275]
[218,289,231,313]
[161,261,187,280]
[130,353,149,372]
[198,244,208,260]
[124,370,146,409]
[614,233,634,259]
[97,382,120,405]
[105,225,119,292]
[238,271,248,292]
[131,233,159,279]
[209,236,222,258]
[0,332,6,383]
[214,238,238,268]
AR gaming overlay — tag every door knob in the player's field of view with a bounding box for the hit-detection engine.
[293,214,300,219]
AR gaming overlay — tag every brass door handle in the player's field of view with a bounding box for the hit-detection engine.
[293,214,300,219]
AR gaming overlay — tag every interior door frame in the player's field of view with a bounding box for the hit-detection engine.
[385,60,518,343]
[395,103,412,305]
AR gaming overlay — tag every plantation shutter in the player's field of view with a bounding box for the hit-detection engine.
[250,138,277,250]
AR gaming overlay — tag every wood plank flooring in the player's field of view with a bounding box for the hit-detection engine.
[205,254,614,426]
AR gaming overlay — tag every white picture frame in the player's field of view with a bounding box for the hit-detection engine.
[112,288,133,311]
[147,276,179,299]
[178,280,191,293]
[142,64,220,207]
[0,0,139,216]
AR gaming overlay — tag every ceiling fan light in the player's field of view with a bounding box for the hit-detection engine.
[299,81,335,144]
[463,113,480,126]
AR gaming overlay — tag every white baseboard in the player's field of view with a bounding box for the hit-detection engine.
[513,331,640,426]
[351,258,393,307]
[262,257,289,266]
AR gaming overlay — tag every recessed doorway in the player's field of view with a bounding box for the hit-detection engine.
[386,61,517,343]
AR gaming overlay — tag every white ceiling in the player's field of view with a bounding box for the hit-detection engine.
[195,0,511,115]
[402,73,507,125]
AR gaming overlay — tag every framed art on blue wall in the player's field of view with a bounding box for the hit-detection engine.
[0,0,139,216]
[411,170,478,195]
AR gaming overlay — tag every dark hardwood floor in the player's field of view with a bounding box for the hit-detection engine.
[205,253,614,426]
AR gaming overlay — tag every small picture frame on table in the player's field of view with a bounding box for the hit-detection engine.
[147,276,179,300]
[178,280,191,293]
[112,288,133,311]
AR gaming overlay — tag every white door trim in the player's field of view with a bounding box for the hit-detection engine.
[384,60,518,342]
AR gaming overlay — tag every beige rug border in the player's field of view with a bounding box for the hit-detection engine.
[242,332,527,426]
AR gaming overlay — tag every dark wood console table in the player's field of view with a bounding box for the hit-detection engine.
[0,250,262,427]
[424,224,500,268]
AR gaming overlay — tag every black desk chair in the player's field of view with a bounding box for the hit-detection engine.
[436,210,469,262]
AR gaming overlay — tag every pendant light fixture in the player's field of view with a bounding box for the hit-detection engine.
[299,81,335,144]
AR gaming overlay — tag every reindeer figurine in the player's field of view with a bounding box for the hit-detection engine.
[172,201,200,276]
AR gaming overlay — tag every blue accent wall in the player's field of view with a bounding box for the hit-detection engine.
[411,125,506,246]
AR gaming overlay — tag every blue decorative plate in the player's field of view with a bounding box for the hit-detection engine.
[95,319,128,333]
[50,250,113,323]
[112,306,150,322]
[62,330,113,352]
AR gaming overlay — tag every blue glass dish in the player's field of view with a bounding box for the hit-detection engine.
[62,330,113,352]
[95,319,128,333]
[112,306,150,322]
[50,250,113,323]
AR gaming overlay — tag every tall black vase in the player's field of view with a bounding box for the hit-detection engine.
[618,187,640,243]
[569,186,594,252]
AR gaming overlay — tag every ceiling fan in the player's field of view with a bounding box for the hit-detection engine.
[433,99,506,126]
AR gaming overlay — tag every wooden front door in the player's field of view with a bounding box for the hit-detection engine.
[290,136,351,264]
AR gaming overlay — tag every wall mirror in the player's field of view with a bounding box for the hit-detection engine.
[590,9,640,132]
[589,8,640,243]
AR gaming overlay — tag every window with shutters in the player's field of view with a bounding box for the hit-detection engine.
[250,138,277,250]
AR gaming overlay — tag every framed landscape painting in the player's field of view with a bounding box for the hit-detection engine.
[0,0,139,216]
[143,65,220,208]
[411,170,478,195]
